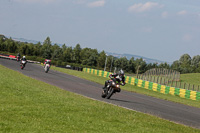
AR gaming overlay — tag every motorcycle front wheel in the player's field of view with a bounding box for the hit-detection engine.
[101,90,106,98]
[106,87,114,99]
[45,66,49,73]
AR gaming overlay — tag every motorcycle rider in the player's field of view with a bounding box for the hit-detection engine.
[103,69,126,93]
[20,56,27,66]
[16,53,21,61]
[44,59,51,68]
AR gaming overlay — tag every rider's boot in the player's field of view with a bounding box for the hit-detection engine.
[102,81,109,91]
[101,86,107,98]
[102,86,107,93]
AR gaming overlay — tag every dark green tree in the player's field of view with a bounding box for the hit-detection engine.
[42,37,52,59]
[191,55,200,66]
[51,44,62,60]
[190,55,200,72]
[62,44,67,52]
[135,58,147,74]
[171,60,180,71]
[19,42,28,55]
[72,44,81,63]
[62,46,73,62]
[158,62,170,69]
[34,42,42,56]
[1,40,9,51]
[127,57,136,73]
[179,54,192,73]
[80,48,98,67]
[8,40,17,53]
[97,50,106,69]
[114,57,128,72]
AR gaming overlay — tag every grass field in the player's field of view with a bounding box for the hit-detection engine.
[181,73,200,85]
[1,65,200,132]
[51,66,200,108]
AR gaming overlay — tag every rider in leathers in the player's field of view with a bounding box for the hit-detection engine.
[103,69,126,92]
[20,56,27,66]
[17,53,21,61]
[44,59,51,68]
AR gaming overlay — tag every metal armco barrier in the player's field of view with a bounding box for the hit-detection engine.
[83,68,200,101]
[0,54,40,64]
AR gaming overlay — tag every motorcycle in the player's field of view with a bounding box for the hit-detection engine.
[20,60,26,69]
[101,79,121,99]
[44,64,50,73]
[17,56,20,62]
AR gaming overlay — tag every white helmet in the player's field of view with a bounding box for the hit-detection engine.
[23,56,25,58]
[119,69,124,76]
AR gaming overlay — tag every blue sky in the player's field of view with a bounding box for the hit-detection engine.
[0,0,200,62]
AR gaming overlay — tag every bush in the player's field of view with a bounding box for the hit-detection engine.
[26,56,37,61]
[61,62,66,66]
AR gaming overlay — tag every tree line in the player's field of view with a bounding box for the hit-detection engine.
[0,35,200,74]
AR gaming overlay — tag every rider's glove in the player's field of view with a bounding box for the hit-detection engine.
[122,83,125,86]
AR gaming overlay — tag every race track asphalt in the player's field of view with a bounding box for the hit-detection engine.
[1,58,200,129]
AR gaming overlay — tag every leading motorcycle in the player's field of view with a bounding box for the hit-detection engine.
[20,60,26,69]
[44,64,50,73]
[101,79,121,99]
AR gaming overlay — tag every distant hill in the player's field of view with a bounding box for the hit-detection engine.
[6,36,170,64]
[11,37,40,44]
[106,52,170,64]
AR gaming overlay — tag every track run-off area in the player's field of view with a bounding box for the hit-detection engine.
[1,58,200,129]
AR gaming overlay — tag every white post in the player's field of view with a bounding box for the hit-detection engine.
[104,54,108,71]
[110,56,113,72]
[114,67,116,73]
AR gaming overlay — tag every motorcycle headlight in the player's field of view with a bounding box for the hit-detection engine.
[112,82,115,86]
[116,85,120,88]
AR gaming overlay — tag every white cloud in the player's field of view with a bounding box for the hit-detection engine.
[182,34,192,42]
[14,0,57,4]
[128,2,163,13]
[177,10,187,15]
[87,0,105,8]
[161,11,168,19]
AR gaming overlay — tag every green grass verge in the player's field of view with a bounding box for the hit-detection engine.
[181,73,200,85]
[1,65,200,132]
[51,66,200,108]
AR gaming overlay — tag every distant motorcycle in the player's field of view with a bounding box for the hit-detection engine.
[20,60,26,69]
[16,56,20,62]
[44,64,50,73]
[101,79,121,99]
